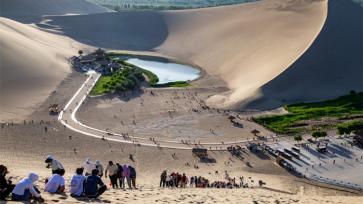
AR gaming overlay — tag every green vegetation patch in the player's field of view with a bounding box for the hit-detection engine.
[90,66,145,96]
[88,0,259,11]
[90,75,113,95]
[254,92,363,134]
[153,81,190,88]
[337,120,363,135]
[139,68,159,86]
[90,54,193,95]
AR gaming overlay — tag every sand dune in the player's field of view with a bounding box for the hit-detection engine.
[0,0,110,23]
[39,0,328,110]
[245,0,363,109]
[158,0,329,109]
[0,1,362,203]
[0,18,81,122]
[1,0,360,120]
[0,0,112,122]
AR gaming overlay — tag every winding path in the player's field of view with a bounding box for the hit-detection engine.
[58,71,276,150]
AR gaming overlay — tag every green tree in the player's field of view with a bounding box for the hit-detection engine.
[337,120,363,136]
[312,131,327,140]
[293,135,303,144]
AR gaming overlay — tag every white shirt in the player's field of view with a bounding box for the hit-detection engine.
[51,159,64,171]
[45,174,65,193]
[82,161,96,175]
[106,164,118,176]
[70,174,86,196]
[12,178,40,197]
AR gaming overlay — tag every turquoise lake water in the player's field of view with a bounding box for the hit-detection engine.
[126,58,200,84]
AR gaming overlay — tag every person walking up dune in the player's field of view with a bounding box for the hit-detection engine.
[160,170,167,188]
[129,166,137,189]
[82,158,96,176]
[105,161,118,189]
[116,163,124,189]
[122,165,131,189]
[45,155,64,174]
[95,161,104,178]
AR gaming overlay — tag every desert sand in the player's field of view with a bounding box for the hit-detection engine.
[0,0,110,23]
[1,0,362,203]
[0,17,80,122]
[0,78,362,203]
[1,0,362,122]
[38,0,330,110]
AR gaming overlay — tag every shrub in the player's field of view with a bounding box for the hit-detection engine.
[312,131,327,139]
[337,120,363,135]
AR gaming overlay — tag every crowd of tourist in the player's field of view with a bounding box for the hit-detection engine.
[0,155,137,202]
[159,170,262,189]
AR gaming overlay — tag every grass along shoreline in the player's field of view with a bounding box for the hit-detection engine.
[253,92,363,135]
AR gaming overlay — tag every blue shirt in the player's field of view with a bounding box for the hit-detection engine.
[84,175,104,196]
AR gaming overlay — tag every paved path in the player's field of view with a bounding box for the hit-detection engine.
[58,71,276,150]
[268,139,363,191]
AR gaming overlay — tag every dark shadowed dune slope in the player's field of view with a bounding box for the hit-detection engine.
[246,0,363,109]
[43,11,168,51]
[0,0,110,23]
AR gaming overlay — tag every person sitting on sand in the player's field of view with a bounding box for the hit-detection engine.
[82,158,96,176]
[11,173,44,202]
[84,169,107,198]
[45,155,64,174]
[105,161,118,189]
[0,165,15,200]
[70,168,86,197]
[45,169,65,194]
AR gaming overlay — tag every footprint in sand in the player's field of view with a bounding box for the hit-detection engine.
[59,196,67,200]
[102,200,111,203]
[51,199,59,202]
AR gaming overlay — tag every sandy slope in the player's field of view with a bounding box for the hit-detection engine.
[158,0,328,109]
[2,0,361,121]
[40,0,328,110]
[0,18,81,122]
[0,0,110,23]
[245,0,363,109]
[0,0,112,123]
